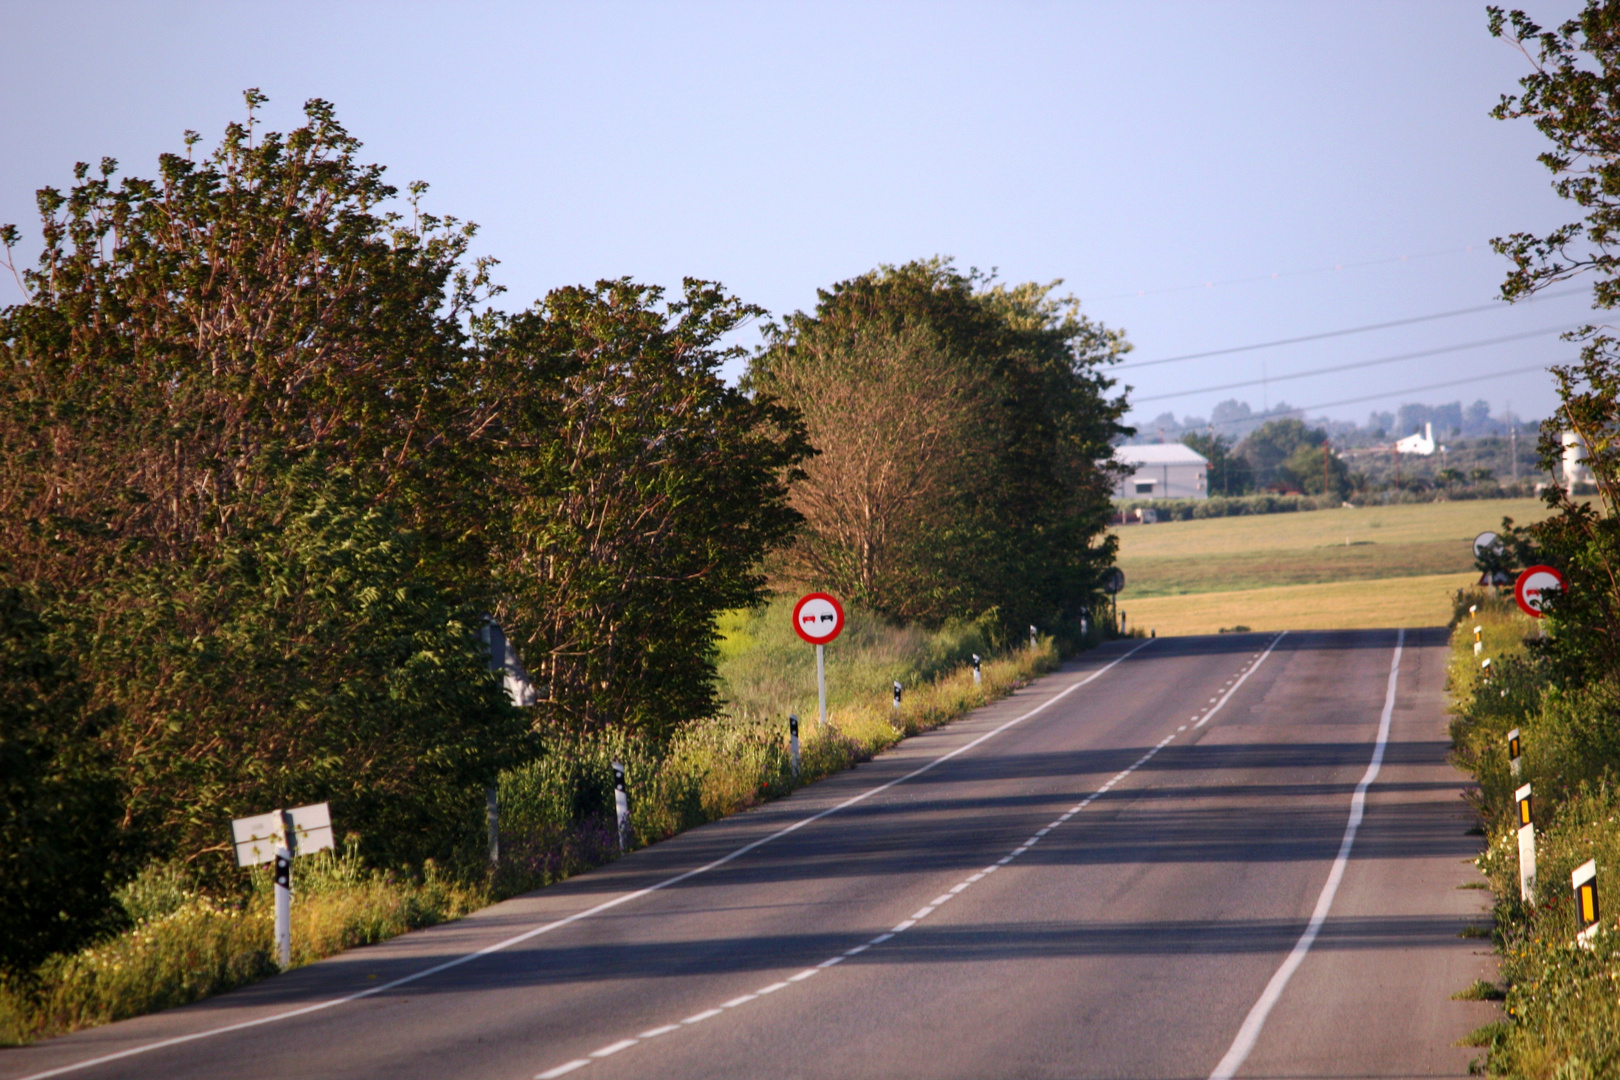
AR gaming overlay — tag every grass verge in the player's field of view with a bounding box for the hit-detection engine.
[1447,589,1620,1078]
[0,602,1061,1045]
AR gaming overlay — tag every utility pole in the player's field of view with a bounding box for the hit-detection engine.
[1323,441,1331,499]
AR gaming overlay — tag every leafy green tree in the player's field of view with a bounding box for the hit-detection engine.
[1181,431,1251,495]
[749,259,1130,636]
[482,279,811,740]
[1487,3,1620,682]
[88,462,527,870]
[0,582,125,972]
[1235,419,1342,493]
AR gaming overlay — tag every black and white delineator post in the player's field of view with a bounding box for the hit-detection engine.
[480,619,539,868]
[612,761,631,853]
[892,680,903,724]
[1473,625,1484,657]
[1516,783,1537,903]
[230,802,334,970]
[1029,625,1037,650]
[1508,727,1522,779]
[1573,859,1602,947]
[788,715,801,778]
[971,653,982,686]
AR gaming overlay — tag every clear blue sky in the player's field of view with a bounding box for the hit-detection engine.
[0,0,1591,428]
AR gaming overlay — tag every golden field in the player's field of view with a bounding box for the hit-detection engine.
[1110,499,1556,635]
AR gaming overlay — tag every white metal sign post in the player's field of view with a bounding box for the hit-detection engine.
[792,592,845,729]
[230,802,334,969]
[1516,783,1537,904]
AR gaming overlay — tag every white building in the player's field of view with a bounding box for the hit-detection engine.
[1115,443,1210,500]
[1395,423,1436,456]
[1563,431,1595,487]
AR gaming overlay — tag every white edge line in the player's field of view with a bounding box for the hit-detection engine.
[1194,632,1287,729]
[1207,628,1404,1080]
[14,637,1157,1080]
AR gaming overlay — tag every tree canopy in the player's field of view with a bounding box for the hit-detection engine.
[747,259,1130,637]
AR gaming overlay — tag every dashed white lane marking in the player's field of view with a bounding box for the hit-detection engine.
[638,1024,680,1038]
[1209,629,1403,1080]
[17,640,1163,1080]
[682,1008,723,1024]
[532,637,1286,1080]
[590,1039,639,1057]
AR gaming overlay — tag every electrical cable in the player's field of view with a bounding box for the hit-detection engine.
[1130,324,1582,405]
[1117,286,1588,370]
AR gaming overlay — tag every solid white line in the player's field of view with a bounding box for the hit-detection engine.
[1195,632,1287,729]
[537,1060,590,1078]
[1207,628,1405,1080]
[12,639,1157,1080]
[590,1039,638,1057]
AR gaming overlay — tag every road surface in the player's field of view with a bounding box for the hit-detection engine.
[1,628,1499,1080]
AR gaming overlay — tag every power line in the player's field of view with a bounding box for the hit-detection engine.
[1130,324,1582,405]
[1200,362,1556,430]
[1117,286,1588,370]
[1090,245,1483,302]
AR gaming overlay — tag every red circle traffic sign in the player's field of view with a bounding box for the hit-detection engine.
[1514,564,1566,619]
[792,592,845,644]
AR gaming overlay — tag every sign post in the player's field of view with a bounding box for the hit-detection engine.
[1104,568,1125,634]
[230,802,335,970]
[1574,860,1602,947]
[1514,564,1567,619]
[1516,783,1537,904]
[792,592,845,729]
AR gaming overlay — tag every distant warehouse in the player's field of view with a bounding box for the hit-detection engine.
[1113,444,1210,500]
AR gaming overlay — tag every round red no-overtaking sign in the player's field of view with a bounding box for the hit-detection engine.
[792,592,845,644]
[1513,564,1566,619]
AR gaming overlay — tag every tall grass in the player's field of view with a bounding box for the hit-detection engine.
[1447,590,1620,1077]
[1,599,1062,1045]
[0,846,481,1045]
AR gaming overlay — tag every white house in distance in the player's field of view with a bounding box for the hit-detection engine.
[1395,422,1436,456]
[1114,443,1209,499]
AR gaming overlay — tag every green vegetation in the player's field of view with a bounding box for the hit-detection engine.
[748,260,1128,638]
[0,95,1127,1037]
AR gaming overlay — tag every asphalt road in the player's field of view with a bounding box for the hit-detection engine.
[2,628,1499,1080]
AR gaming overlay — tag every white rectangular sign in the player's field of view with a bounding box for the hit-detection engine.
[286,802,335,857]
[230,802,334,867]
[231,811,284,867]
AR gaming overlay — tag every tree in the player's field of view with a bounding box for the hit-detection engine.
[1488,2,1620,681]
[0,581,125,972]
[1235,419,1324,490]
[1181,431,1250,495]
[749,260,1130,636]
[483,279,811,740]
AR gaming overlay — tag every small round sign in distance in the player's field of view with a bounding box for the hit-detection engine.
[792,592,846,644]
[1473,531,1502,558]
[1104,567,1126,595]
[1514,564,1567,619]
